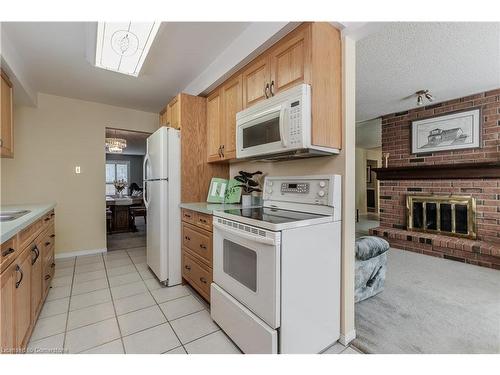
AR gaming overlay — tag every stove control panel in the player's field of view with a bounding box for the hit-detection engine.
[281,182,310,194]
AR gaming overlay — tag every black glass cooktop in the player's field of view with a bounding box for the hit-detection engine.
[221,207,327,225]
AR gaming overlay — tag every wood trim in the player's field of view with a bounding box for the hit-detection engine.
[310,22,342,149]
[0,69,12,88]
[373,162,500,180]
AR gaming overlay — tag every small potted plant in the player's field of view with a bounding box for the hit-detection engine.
[113,179,127,198]
[234,171,263,207]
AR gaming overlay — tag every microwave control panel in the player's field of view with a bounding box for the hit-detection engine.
[288,100,302,146]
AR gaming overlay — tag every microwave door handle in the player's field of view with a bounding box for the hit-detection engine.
[213,221,277,246]
[279,106,288,147]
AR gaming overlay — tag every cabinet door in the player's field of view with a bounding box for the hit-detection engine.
[206,90,222,162]
[14,248,31,349]
[0,262,16,352]
[221,74,242,160]
[168,96,180,129]
[269,25,310,95]
[30,241,43,321]
[242,55,270,108]
[1,71,13,158]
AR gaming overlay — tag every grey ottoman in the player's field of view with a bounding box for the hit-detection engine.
[355,236,389,303]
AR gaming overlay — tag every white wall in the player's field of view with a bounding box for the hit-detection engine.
[1,93,158,255]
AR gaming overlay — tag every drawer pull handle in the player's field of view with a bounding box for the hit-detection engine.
[199,219,207,224]
[184,265,191,270]
[51,262,55,268]
[200,277,207,284]
[50,234,56,238]
[31,245,40,265]
[44,217,50,222]
[199,244,207,250]
[2,248,15,257]
[45,274,51,281]
[45,242,51,246]
[184,236,191,241]
[184,214,192,218]
[51,213,55,217]
[15,265,24,288]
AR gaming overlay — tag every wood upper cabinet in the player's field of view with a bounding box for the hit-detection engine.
[168,96,180,129]
[159,95,180,129]
[242,55,270,108]
[1,70,13,158]
[206,90,223,162]
[269,25,311,96]
[207,22,342,156]
[0,261,16,352]
[221,74,242,160]
[14,247,31,349]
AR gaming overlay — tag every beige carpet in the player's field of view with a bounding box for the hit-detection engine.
[354,248,500,353]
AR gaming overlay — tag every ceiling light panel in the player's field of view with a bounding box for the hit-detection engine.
[95,22,160,77]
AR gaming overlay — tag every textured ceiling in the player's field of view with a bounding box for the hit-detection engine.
[2,22,250,113]
[356,22,500,121]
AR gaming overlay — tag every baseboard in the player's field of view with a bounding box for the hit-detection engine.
[339,329,356,346]
[55,248,107,259]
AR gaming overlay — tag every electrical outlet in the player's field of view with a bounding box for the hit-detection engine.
[75,166,81,174]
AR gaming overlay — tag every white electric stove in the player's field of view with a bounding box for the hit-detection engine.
[211,175,342,354]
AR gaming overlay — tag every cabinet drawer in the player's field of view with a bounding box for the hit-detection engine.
[19,219,42,248]
[181,209,196,225]
[43,254,55,294]
[182,250,212,301]
[195,212,212,232]
[182,223,212,265]
[40,225,55,264]
[1,236,18,272]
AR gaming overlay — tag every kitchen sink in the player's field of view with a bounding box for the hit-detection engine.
[0,210,31,222]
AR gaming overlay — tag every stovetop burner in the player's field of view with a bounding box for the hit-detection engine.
[221,207,328,225]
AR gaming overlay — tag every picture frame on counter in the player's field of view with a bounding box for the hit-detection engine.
[411,108,481,154]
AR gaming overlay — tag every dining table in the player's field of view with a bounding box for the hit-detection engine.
[106,196,144,234]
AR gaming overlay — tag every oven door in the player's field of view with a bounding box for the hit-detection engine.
[236,104,289,159]
[213,219,280,329]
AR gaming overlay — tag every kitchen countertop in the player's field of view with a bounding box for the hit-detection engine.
[1,203,56,244]
[179,202,261,215]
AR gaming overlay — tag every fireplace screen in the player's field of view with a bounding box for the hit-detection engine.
[407,195,476,239]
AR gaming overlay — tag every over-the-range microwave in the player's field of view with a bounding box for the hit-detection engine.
[236,84,339,161]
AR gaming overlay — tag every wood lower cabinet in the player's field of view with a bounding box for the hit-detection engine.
[0,69,13,158]
[30,240,43,321]
[14,247,31,349]
[0,262,16,352]
[181,209,213,302]
[0,209,56,353]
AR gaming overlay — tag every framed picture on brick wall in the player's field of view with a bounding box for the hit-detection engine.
[411,108,481,154]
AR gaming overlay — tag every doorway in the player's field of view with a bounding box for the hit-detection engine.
[105,128,151,251]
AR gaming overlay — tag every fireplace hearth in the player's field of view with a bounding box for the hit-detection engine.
[407,195,476,239]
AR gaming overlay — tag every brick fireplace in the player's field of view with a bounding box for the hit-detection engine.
[370,89,500,269]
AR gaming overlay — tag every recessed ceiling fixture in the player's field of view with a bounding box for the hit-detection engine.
[95,22,161,77]
[415,89,434,106]
[106,130,127,153]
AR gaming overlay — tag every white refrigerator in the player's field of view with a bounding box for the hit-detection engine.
[143,127,181,286]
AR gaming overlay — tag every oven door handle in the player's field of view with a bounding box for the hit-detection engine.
[213,222,277,246]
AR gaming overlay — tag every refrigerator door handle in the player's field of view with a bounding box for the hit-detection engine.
[143,181,149,209]
[143,154,150,181]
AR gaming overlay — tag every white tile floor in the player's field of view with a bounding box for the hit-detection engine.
[28,246,361,354]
